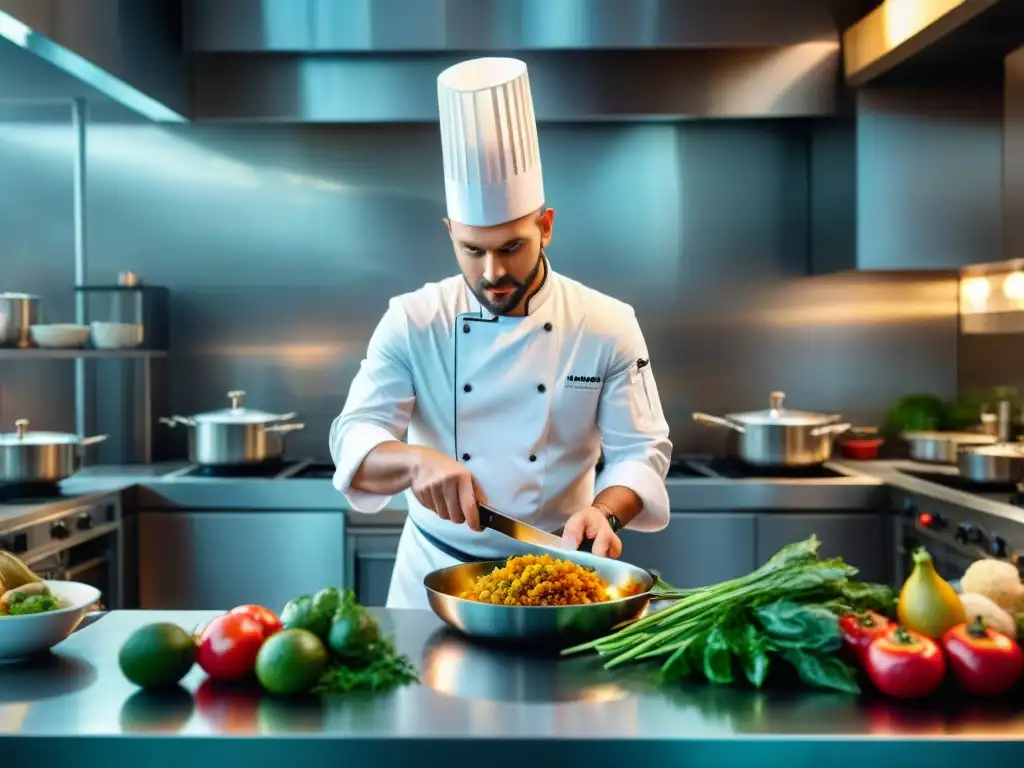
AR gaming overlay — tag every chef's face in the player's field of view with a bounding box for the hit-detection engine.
[445,208,554,316]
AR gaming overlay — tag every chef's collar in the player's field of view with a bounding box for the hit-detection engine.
[467,253,553,320]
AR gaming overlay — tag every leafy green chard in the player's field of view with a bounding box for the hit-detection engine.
[563,535,895,694]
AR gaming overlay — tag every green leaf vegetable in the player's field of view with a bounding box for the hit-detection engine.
[313,598,417,694]
[7,592,60,616]
[563,535,896,694]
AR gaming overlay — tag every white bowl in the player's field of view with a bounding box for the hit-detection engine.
[30,324,91,349]
[0,581,101,661]
[90,322,143,349]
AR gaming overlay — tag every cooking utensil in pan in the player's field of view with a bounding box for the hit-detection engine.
[903,430,996,464]
[477,502,593,554]
[957,442,1024,483]
[692,391,850,467]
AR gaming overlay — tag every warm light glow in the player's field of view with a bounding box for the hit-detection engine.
[842,0,994,81]
[961,276,991,308]
[1003,272,1024,301]
[883,0,965,48]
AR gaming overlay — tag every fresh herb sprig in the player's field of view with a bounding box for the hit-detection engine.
[313,636,418,694]
[563,536,896,693]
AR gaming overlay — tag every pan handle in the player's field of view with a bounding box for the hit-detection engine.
[77,434,108,448]
[692,413,746,434]
[265,423,305,435]
[159,415,195,428]
[811,422,852,437]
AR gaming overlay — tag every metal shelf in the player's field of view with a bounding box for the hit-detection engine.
[0,349,168,360]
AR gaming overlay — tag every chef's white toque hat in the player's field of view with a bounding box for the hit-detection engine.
[437,57,545,227]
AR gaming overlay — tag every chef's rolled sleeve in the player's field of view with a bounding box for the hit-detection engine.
[329,301,416,513]
[595,310,672,532]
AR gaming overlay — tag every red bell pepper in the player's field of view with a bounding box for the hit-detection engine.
[941,616,1024,697]
[864,625,946,699]
[839,610,893,662]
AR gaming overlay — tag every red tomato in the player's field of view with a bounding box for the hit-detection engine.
[197,613,266,681]
[839,610,893,663]
[941,616,1024,697]
[864,625,946,700]
[230,605,282,638]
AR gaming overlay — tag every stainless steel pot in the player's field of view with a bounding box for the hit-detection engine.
[159,390,305,466]
[0,293,40,348]
[957,442,1024,482]
[902,430,997,464]
[0,419,108,483]
[692,391,851,467]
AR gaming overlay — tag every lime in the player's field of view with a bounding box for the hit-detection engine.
[119,622,196,690]
[255,629,327,696]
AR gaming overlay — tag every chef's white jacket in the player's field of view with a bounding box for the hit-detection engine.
[330,261,672,608]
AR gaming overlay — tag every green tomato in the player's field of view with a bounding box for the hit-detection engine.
[328,607,380,662]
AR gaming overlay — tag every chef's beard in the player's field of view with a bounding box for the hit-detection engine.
[470,253,545,316]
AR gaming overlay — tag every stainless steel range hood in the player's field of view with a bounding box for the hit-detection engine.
[186,0,846,122]
[0,0,188,121]
[0,0,855,123]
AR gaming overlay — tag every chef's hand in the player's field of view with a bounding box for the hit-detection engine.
[411,447,486,531]
[562,507,622,558]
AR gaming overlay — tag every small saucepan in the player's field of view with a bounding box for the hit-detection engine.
[902,431,997,465]
[692,391,851,467]
[957,442,1024,483]
[0,419,108,483]
[160,390,305,466]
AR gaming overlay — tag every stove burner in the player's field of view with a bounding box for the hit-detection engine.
[289,463,335,480]
[186,461,293,479]
[902,470,1018,496]
[667,457,845,480]
[0,481,64,504]
[704,458,845,479]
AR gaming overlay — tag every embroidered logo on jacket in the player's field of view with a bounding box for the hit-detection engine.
[564,374,603,390]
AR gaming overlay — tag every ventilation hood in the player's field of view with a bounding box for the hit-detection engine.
[0,0,866,123]
[0,0,188,121]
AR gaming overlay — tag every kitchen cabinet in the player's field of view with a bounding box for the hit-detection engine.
[345,529,402,607]
[755,513,890,585]
[620,513,756,589]
[138,511,345,611]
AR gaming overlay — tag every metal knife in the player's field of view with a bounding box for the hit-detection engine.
[477,502,594,553]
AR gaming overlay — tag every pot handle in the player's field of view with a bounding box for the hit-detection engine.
[692,413,746,434]
[274,412,299,422]
[159,416,195,428]
[78,434,108,447]
[265,423,305,435]
[811,422,852,437]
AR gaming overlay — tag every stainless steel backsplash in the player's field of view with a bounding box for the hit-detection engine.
[0,117,959,460]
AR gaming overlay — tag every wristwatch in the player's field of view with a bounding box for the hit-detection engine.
[594,503,623,533]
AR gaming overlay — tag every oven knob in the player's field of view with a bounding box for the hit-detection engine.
[50,521,70,540]
[959,523,983,544]
[76,513,93,531]
[955,524,969,543]
[917,512,945,529]
[990,536,1008,558]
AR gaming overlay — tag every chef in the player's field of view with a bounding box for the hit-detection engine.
[330,57,672,609]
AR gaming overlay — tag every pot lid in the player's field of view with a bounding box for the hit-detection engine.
[963,441,1024,458]
[0,419,80,446]
[726,391,839,427]
[903,430,997,444]
[191,390,295,424]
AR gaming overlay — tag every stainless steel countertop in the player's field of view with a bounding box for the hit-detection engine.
[54,460,887,515]
[2,610,1023,765]
[0,459,1010,533]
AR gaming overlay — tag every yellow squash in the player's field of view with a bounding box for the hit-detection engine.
[898,547,965,638]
